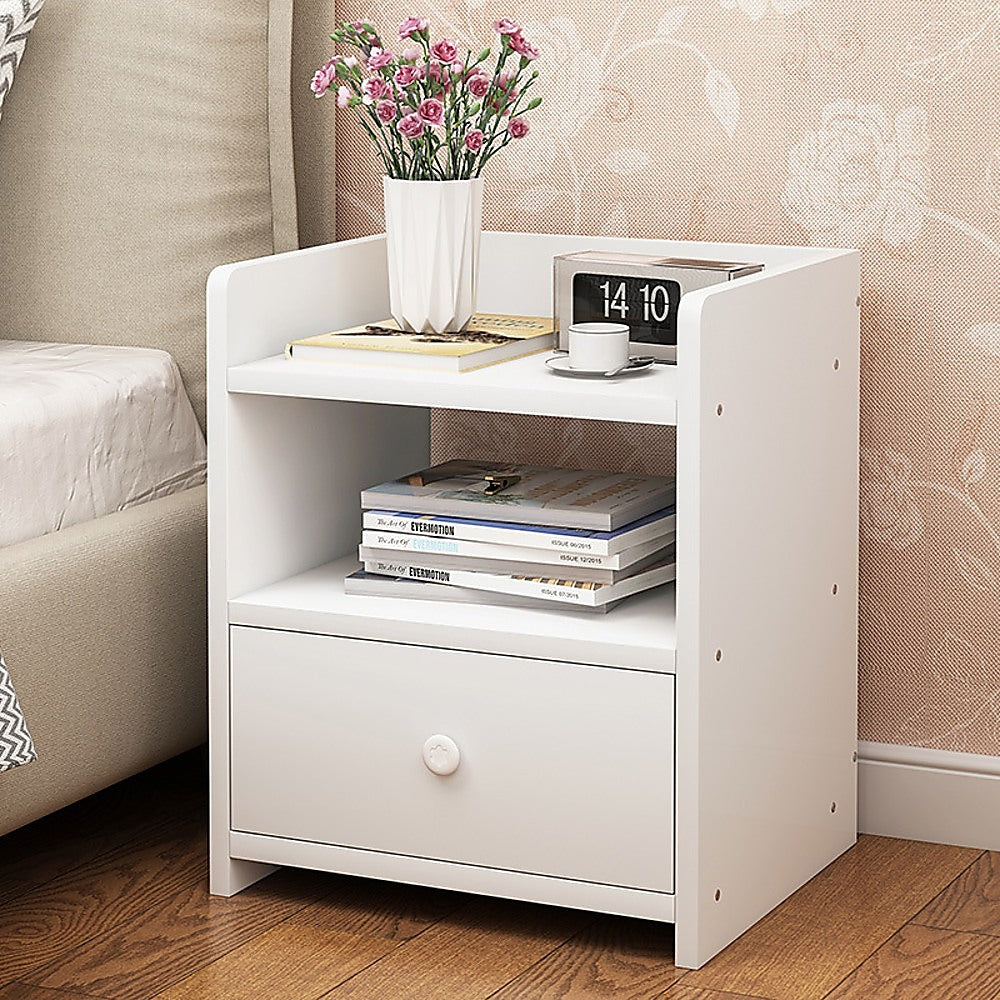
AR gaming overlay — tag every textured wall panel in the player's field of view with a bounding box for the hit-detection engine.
[325,0,1000,753]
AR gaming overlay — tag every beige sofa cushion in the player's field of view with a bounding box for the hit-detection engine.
[0,1,299,430]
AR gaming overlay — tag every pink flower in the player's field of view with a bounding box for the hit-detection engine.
[366,47,394,69]
[343,55,359,69]
[376,100,398,123]
[464,128,484,152]
[336,85,352,108]
[362,76,389,100]
[430,38,458,62]
[508,117,529,138]
[397,112,425,138]
[400,44,422,62]
[418,97,444,125]
[466,72,490,98]
[310,64,336,98]
[493,18,520,35]
[394,64,421,86]
[510,32,539,60]
[398,16,429,38]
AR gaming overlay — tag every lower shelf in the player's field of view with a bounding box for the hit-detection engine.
[229,831,676,923]
[229,555,676,673]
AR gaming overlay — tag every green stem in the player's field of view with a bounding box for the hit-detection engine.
[361,100,402,175]
[356,112,395,174]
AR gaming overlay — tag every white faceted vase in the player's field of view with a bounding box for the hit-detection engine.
[383,177,483,334]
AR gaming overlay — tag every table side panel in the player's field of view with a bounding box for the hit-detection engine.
[674,251,860,967]
[207,237,407,894]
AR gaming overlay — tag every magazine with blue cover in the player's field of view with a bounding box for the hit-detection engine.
[360,460,676,532]
[362,505,676,556]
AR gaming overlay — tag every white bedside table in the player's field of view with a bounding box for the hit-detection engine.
[207,231,860,968]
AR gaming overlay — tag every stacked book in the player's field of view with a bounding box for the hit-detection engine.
[345,460,676,612]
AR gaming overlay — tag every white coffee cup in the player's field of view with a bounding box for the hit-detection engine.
[567,322,630,372]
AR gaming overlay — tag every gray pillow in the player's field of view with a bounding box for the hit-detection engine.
[0,0,44,121]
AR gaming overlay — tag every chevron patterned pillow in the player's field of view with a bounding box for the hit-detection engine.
[0,651,35,771]
[0,0,44,122]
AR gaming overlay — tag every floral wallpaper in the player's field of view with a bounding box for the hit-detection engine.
[328,0,1000,754]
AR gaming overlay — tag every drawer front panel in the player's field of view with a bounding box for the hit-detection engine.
[230,626,674,892]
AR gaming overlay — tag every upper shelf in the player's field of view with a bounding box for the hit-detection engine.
[228,351,679,424]
[214,232,853,427]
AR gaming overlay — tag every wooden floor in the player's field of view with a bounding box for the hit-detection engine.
[1,752,997,999]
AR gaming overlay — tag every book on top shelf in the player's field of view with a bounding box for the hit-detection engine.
[362,551,676,608]
[362,506,676,555]
[285,314,553,372]
[361,460,676,532]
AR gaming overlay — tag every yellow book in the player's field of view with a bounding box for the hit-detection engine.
[285,314,553,372]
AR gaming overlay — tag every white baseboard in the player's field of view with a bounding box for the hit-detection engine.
[858,741,1000,852]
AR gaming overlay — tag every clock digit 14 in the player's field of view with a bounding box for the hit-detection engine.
[599,280,629,319]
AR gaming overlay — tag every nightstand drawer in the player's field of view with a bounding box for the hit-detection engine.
[230,626,674,892]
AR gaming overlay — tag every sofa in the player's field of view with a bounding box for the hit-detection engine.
[0,0,325,835]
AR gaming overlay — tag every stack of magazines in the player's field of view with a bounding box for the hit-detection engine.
[345,459,677,613]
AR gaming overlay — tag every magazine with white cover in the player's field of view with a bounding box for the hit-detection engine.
[362,506,676,556]
[359,530,672,571]
[361,460,676,531]
[343,569,616,613]
[358,544,666,584]
[362,551,676,607]
[286,314,553,373]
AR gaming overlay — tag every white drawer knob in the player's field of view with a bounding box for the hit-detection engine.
[423,734,460,776]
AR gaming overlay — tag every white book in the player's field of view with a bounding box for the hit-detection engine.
[362,506,675,557]
[359,530,672,571]
[286,314,553,373]
[362,553,676,608]
[361,459,676,531]
[358,544,666,584]
[343,569,616,613]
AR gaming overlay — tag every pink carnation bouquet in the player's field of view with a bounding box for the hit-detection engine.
[311,17,541,180]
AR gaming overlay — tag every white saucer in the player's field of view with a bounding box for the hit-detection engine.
[545,355,656,379]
